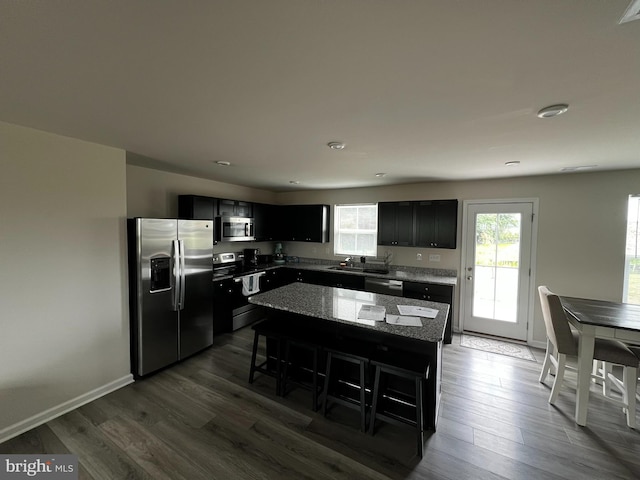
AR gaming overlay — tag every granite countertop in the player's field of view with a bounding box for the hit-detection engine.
[248,282,449,343]
[286,262,458,286]
[213,260,458,286]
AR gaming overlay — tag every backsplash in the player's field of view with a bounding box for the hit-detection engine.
[291,256,457,278]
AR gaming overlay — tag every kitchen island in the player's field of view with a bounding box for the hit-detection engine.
[248,282,449,430]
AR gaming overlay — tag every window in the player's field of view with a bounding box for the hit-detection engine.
[623,195,640,304]
[334,204,378,256]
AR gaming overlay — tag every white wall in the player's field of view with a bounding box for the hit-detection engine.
[0,122,132,442]
[126,164,277,218]
[276,170,640,344]
[124,160,640,346]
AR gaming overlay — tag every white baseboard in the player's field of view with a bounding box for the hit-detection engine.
[0,374,134,445]
[528,339,546,350]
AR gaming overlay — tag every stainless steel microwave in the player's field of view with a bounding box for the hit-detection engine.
[216,216,255,242]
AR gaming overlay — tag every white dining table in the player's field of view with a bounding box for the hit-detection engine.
[560,296,640,426]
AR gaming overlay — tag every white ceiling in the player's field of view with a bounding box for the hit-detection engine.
[1,1,639,192]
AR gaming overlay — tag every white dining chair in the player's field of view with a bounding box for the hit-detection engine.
[538,286,638,428]
[627,346,640,402]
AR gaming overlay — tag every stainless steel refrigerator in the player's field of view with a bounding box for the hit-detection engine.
[128,218,214,377]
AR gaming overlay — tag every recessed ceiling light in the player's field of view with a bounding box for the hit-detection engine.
[289,180,300,184]
[327,142,345,150]
[537,104,569,118]
[375,173,386,177]
[215,161,231,166]
[505,161,520,166]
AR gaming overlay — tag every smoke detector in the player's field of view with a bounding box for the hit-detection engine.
[620,0,640,24]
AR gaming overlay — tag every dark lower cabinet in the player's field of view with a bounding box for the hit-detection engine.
[212,278,234,334]
[266,312,442,430]
[314,271,365,290]
[403,281,453,344]
[285,268,364,291]
[260,268,287,292]
[289,269,324,285]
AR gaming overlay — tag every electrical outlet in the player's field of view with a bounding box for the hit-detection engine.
[416,253,422,261]
[429,254,441,262]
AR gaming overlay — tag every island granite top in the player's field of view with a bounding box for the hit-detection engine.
[248,282,449,343]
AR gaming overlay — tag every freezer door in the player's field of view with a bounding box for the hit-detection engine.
[178,219,214,358]
[131,218,179,376]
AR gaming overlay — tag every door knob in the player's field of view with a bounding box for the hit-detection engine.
[466,276,473,280]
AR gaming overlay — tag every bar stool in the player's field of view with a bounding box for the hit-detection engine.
[321,341,372,432]
[249,319,286,396]
[280,330,324,411]
[367,351,430,458]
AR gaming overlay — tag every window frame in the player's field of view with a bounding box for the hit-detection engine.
[623,194,640,304]
[333,203,378,257]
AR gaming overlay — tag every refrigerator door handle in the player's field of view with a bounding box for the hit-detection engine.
[179,239,186,310]
[172,239,181,311]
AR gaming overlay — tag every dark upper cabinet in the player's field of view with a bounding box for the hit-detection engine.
[281,205,330,243]
[178,195,217,220]
[253,203,280,242]
[217,198,253,218]
[378,199,458,249]
[414,200,458,249]
[178,195,329,243]
[377,202,415,246]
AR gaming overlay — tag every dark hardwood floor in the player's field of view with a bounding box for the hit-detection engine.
[2,329,639,480]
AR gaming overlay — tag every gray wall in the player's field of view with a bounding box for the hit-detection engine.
[0,122,132,441]
[127,165,640,346]
[3,117,634,442]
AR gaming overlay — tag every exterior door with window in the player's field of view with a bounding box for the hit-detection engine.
[462,201,535,341]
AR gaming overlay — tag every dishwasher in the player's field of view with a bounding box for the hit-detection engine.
[364,277,403,296]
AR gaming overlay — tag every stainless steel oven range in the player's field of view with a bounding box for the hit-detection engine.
[212,252,267,331]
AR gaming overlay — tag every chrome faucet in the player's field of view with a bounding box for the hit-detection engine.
[344,256,354,267]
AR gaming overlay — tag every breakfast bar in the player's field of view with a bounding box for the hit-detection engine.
[248,282,449,430]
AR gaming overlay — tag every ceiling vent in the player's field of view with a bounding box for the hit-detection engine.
[619,0,640,24]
